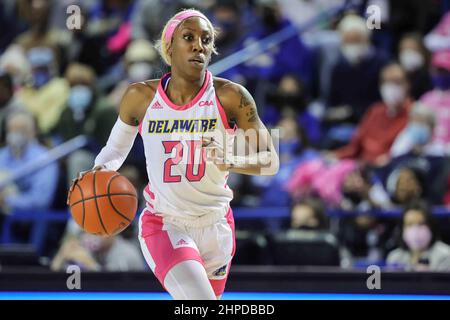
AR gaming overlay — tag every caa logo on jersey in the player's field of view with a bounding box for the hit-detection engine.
[199,100,213,107]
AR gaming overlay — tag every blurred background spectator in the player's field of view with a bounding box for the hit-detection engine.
[107,39,158,107]
[390,102,436,158]
[56,62,116,185]
[333,62,412,166]
[16,46,69,136]
[323,14,388,148]
[387,201,450,271]
[0,110,59,242]
[420,50,450,156]
[290,197,329,230]
[397,33,432,100]
[51,227,145,271]
[0,72,26,145]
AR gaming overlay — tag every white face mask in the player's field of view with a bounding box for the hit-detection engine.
[6,132,28,153]
[341,44,368,64]
[399,49,424,72]
[380,83,406,110]
[128,62,153,82]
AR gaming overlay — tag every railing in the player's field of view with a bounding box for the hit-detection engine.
[0,135,89,255]
[0,135,89,190]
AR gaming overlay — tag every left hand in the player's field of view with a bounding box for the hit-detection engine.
[202,136,229,171]
[67,165,106,205]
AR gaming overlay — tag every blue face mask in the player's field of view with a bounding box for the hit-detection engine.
[406,123,431,145]
[32,70,51,88]
[432,73,450,90]
[68,85,93,120]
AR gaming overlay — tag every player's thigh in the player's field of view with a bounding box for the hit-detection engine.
[138,210,204,284]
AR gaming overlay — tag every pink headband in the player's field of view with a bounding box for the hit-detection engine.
[164,10,210,45]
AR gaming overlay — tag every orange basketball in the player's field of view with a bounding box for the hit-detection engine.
[68,170,138,236]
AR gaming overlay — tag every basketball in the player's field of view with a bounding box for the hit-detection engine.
[68,170,138,236]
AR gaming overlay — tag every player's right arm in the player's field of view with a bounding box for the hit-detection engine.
[67,82,155,199]
[92,82,154,171]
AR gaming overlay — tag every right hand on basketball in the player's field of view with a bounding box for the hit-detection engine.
[66,165,106,205]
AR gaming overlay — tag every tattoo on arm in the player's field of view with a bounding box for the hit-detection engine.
[239,89,258,123]
[239,93,252,109]
[246,109,257,122]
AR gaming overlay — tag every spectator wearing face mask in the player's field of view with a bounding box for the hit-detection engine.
[387,201,450,271]
[56,62,117,187]
[51,227,145,272]
[107,39,158,108]
[341,165,392,211]
[386,164,426,206]
[265,74,321,144]
[290,197,329,231]
[289,197,352,267]
[333,63,412,166]
[419,50,450,156]
[324,14,389,145]
[0,110,59,217]
[210,0,243,64]
[0,72,27,145]
[398,33,433,100]
[228,0,312,86]
[250,114,318,206]
[13,0,71,68]
[0,45,31,90]
[16,46,69,135]
[390,102,436,158]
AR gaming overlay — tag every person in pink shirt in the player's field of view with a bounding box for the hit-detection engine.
[420,50,450,155]
[424,12,450,52]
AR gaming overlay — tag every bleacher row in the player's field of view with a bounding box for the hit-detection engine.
[2,206,450,269]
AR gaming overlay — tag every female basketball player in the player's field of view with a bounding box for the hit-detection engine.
[71,9,279,300]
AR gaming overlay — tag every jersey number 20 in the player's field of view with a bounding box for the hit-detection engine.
[162,140,206,183]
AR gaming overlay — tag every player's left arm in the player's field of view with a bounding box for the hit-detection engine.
[214,81,279,176]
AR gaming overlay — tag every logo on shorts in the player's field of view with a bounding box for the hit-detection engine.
[176,239,188,246]
[213,265,227,277]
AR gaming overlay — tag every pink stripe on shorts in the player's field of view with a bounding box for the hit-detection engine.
[139,209,204,284]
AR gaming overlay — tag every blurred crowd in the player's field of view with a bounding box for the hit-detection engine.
[1,0,450,272]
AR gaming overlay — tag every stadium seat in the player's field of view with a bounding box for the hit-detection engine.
[0,244,41,267]
[233,230,270,265]
[268,230,341,266]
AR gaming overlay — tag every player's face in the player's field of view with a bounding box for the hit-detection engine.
[170,17,214,75]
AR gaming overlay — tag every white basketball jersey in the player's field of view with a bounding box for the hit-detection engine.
[138,70,235,226]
